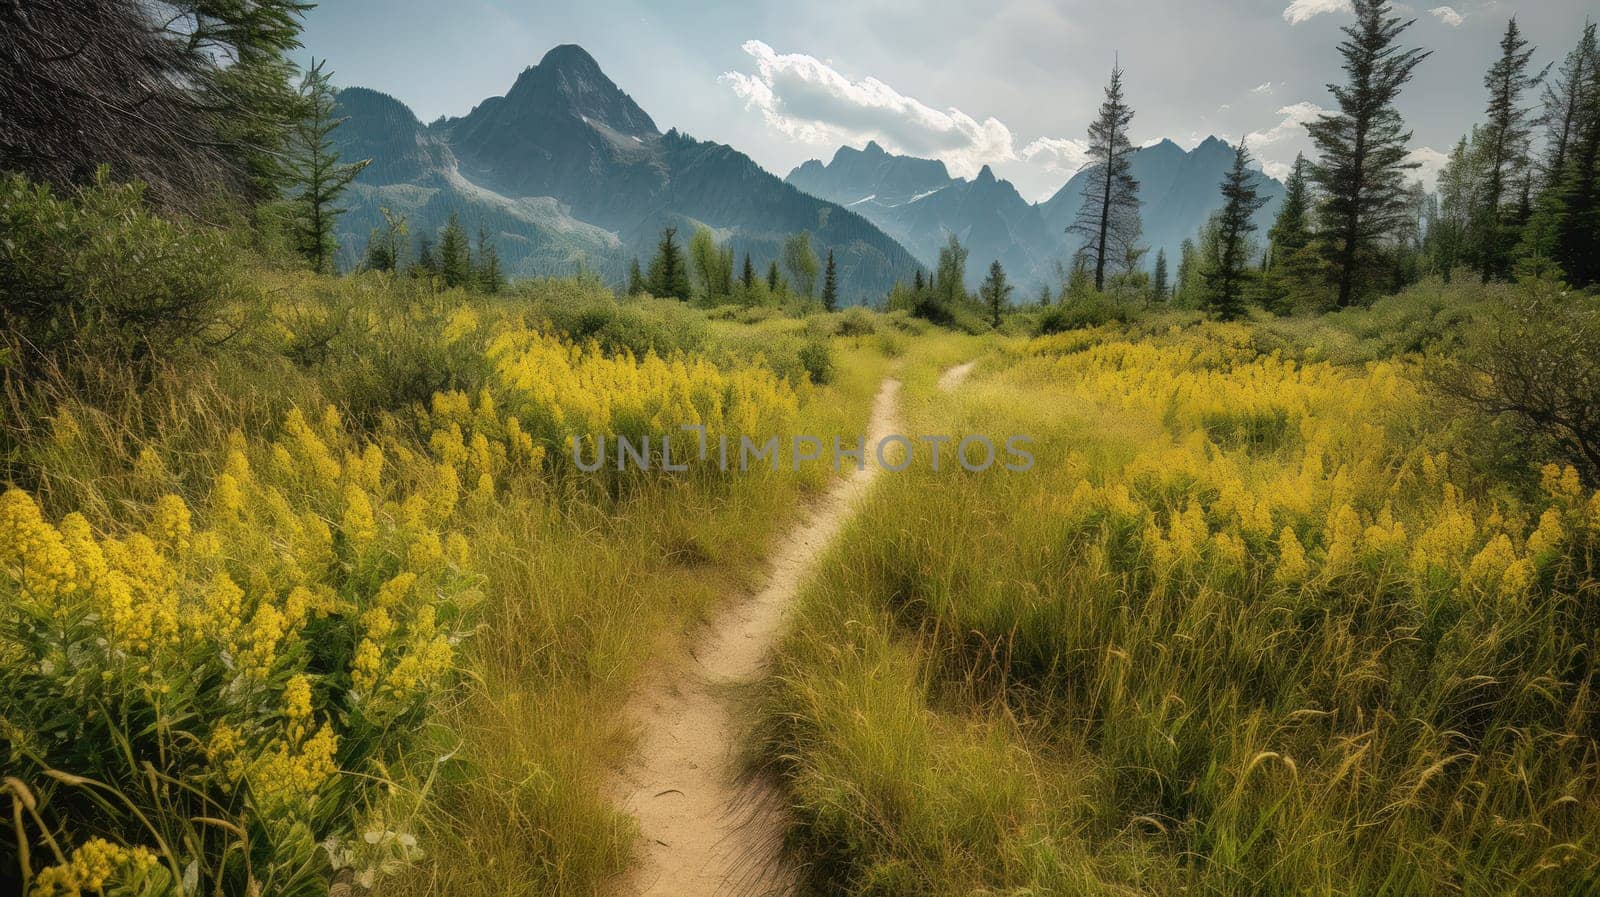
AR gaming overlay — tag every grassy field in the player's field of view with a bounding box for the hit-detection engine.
[0,259,909,897]
[754,289,1600,896]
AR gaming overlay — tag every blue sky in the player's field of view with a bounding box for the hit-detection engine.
[303,0,1593,199]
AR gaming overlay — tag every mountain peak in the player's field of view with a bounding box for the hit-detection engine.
[498,44,658,138]
[863,140,886,155]
[975,164,997,184]
[538,44,602,72]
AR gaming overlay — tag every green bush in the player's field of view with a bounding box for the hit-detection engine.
[797,338,836,385]
[0,172,245,367]
[1035,293,1125,334]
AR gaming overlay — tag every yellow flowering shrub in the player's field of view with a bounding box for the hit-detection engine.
[1,401,481,896]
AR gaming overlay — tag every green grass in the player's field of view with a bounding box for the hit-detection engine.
[753,310,1600,896]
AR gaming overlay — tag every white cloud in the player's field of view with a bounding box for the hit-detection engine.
[1021,136,1092,175]
[1283,0,1350,25]
[1252,81,1276,95]
[721,40,1015,178]
[1246,101,1325,146]
[1428,6,1464,27]
[1262,159,1294,180]
[1407,146,1449,189]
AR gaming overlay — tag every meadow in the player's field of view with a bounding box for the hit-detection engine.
[0,183,904,896]
[2,174,1598,897]
[754,285,1600,895]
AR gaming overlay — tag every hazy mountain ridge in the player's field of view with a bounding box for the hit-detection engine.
[788,137,1287,292]
[333,45,920,300]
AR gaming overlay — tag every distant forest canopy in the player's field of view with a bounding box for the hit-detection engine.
[1,1,1597,315]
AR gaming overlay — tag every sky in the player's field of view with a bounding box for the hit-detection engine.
[302,0,1593,201]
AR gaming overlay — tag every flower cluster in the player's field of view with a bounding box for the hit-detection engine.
[1024,323,1600,599]
[484,328,800,470]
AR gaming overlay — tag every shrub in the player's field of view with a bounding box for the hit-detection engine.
[797,338,836,385]
[1035,293,1125,334]
[834,307,877,337]
[1433,278,1600,486]
[1,406,477,897]
[0,172,244,368]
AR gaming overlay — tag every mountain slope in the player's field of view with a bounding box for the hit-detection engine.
[333,46,919,300]
[787,138,1286,292]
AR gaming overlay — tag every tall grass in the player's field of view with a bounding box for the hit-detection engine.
[2,241,893,896]
[756,312,1600,896]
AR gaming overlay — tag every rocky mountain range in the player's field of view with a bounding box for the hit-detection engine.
[787,137,1286,292]
[332,45,920,301]
[334,43,1285,302]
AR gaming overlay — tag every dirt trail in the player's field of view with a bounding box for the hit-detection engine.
[937,360,977,392]
[611,377,903,897]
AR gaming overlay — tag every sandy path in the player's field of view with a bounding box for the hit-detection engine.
[937,360,977,392]
[611,377,903,897]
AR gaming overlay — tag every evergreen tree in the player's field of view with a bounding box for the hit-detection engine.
[1174,238,1196,304]
[647,227,691,300]
[437,212,472,288]
[1262,154,1324,309]
[626,258,646,296]
[1269,154,1314,261]
[742,253,756,290]
[412,236,437,281]
[913,269,925,292]
[363,207,407,273]
[1152,247,1169,301]
[1551,49,1600,287]
[1202,141,1269,320]
[287,59,370,274]
[1069,63,1143,290]
[4,0,311,207]
[767,260,782,294]
[1037,284,1053,306]
[1520,24,1598,277]
[822,251,840,311]
[1475,18,1545,281]
[783,231,821,297]
[1539,24,1597,187]
[1306,0,1430,307]
[979,260,1012,328]
[476,226,504,294]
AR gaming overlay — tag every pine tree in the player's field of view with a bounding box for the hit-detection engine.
[412,236,437,281]
[979,260,1012,328]
[287,59,370,274]
[363,207,407,273]
[626,258,646,296]
[913,269,925,292]
[1539,24,1597,187]
[647,227,691,300]
[1037,284,1053,306]
[438,212,472,288]
[767,260,782,294]
[1152,247,1169,301]
[1475,18,1545,282]
[476,226,504,293]
[1202,141,1269,320]
[1175,238,1196,304]
[1306,0,1430,307]
[1068,63,1142,291]
[742,253,756,290]
[1552,50,1600,287]
[1270,154,1314,261]
[822,251,840,311]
